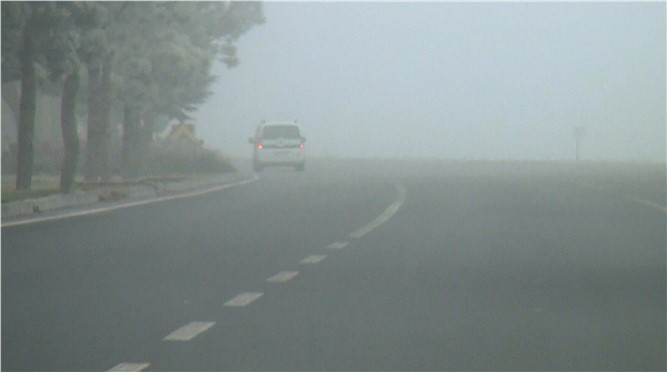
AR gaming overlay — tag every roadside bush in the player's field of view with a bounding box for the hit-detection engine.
[192,149,236,173]
[144,143,235,175]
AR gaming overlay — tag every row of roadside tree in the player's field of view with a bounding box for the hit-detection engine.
[2,2,264,192]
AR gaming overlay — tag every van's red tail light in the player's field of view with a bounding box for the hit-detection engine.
[299,144,304,149]
[257,144,264,150]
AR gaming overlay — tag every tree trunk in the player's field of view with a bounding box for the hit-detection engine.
[140,110,156,175]
[85,59,112,182]
[15,19,36,191]
[122,103,142,179]
[60,71,80,193]
[1,81,21,127]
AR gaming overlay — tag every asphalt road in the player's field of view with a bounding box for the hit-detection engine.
[2,159,665,371]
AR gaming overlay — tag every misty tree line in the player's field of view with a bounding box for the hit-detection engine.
[2,2,264,192]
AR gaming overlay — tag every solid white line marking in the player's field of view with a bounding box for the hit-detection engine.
[300,255,327,264]
[573,181,667,215]
[2,175,259,228]
[267,271,299,283]
[630,197,667,214]
[224,292,263,307]
[326,241,349,250]
[108,363,150,372]
[349,183,407,239]
[163,321,215,341]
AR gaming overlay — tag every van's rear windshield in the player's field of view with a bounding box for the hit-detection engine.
[262,125,300,139]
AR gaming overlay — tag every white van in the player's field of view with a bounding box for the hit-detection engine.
[249,121,306,172]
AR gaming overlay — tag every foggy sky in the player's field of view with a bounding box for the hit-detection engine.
[193,2,666,161]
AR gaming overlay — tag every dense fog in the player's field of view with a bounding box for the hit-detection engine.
[193,2,666,162]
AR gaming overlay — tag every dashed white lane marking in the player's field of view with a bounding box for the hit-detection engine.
[2,175,259,228]
[224,292,263,307]
[573,181,667,215]
[267,271,299,283]
[326,241,349,250]
[349,183,407,239]
[300,255,327,264]
[108,363,150,372]
[163,321,215,341]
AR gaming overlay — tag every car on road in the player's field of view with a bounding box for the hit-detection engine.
[249,121,306,172]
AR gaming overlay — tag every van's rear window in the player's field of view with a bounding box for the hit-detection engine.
[262,125,300,139]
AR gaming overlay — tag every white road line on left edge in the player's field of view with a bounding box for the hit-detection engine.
[2,175,259,228]
[224,292,263,307]
[108,363,150,372]
[349,183,407,239]
[163,321,215,341]
[267,271,299,283]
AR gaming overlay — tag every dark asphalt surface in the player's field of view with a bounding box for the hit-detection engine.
[2,159,665,371]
